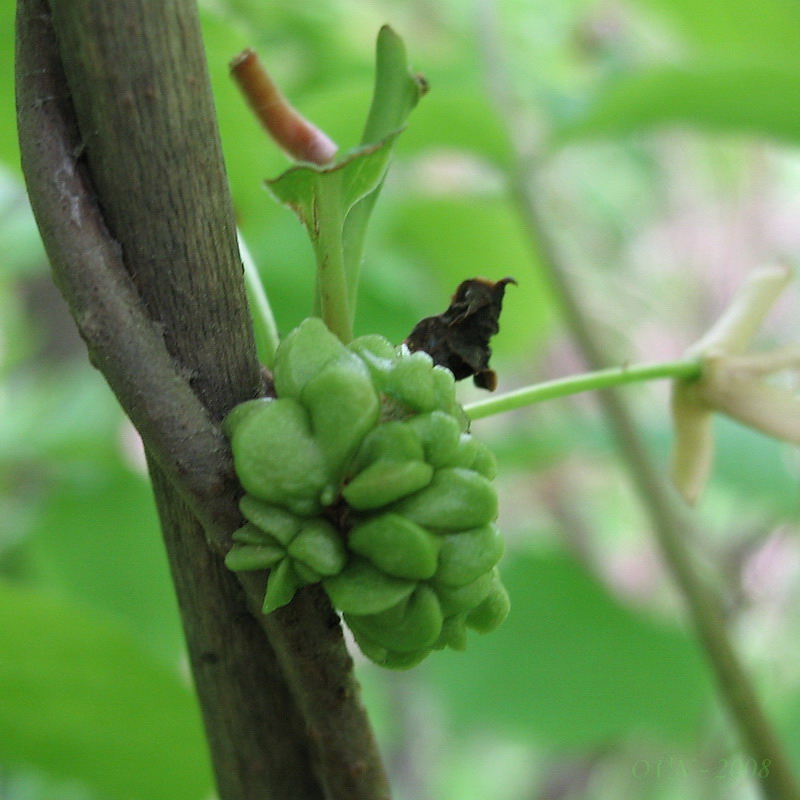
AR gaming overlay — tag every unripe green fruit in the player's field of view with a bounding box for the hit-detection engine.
[450,436,498,479]
[436,614,469,651]
[273,317,346,399]
[224,318,510,668]
[435,524,504,586]
[323,558,416,614]
[347,336,396,387]
[348,627,431,671]
[434,571,494,617]
[347,333,397,362]
[466,576,510,633]
[348,513,439,579]
[391,467,498,530]
[468,440,498,480]
[287,519,347,576]
[224,532,284,571]
[222,398,272,439]
[346,585,442,652]
[263,558,301,613]
[227,398,328,513]
[301,352,380,480]
[343,460,434,510]
[239,496,301,546]
[404,411,462,468]
[432,366,467,425]
[383,350,437,412]
[449,434,479,470]
[350,421,425,473]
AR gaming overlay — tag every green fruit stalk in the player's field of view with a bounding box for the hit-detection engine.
[223,317,509,669]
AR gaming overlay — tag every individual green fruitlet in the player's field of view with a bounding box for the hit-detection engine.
[226,397,328,513]
[343,459,434,509]
[435,524,504,586]
[323,558,416,614]
[346,585,443,652]
[390,467,498,529]
[348,513,439,579]
[273,317,346,399]
[223,317,510,669]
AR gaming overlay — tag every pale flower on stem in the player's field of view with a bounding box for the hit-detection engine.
[671,266,800,504]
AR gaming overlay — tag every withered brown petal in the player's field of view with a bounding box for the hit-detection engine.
[404,277,516,390]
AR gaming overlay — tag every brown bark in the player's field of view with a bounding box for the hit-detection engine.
[16,1,391,797]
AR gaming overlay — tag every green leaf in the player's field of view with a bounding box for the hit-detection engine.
[0,0,19,174]
[0,580,212,800]
[266,134,400,229]
[342,26,427,313]
[631,0,800,66]
[360,26,427,149]
[266,135,400,341]
[557,65,800,145]
[424,548,712,748]
[25,467,183,662]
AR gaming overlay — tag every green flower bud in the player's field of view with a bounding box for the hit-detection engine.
[349,513,440,579]
[263,558,302,613]
[404,411,462,468]
[466,576,510,633]
[345,585,443,652]
[273,317,346,399]
[343,460,434,510]
[227,398,328,512]
[287,519,347,576]
[435,524,505,586]
[390,467,498,530]
[239,496,301,546]
[323,557,416,614]
[434,571,494,617]
[301,352,380,480]
[383,351,437,412]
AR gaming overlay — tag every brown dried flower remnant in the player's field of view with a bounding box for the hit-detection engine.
[405,277,516,391]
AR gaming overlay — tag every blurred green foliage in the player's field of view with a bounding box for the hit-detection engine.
[2,0,800,798]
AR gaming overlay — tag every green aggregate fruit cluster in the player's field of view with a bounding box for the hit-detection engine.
[224,318,509,669]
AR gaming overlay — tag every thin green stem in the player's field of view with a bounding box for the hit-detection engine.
[313,176,353,343]
[238,231,280,368]
[465,358,702,420]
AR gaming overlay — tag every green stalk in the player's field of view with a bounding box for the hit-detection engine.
[465,358,701,420]
[313,175,353,343]
[238,231,280,368]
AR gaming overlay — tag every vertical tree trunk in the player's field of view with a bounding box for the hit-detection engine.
[16,1,391,798]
